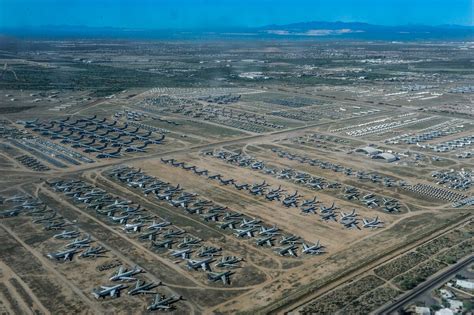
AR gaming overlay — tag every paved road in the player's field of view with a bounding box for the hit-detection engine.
[374,255,474,314]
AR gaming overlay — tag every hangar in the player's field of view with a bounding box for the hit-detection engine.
[372,152,399,163]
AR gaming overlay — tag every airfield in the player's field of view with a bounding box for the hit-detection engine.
[0,40,472,314]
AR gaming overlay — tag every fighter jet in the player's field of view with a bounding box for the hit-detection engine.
[186,257,213,271]
[362,216,384,229]
[127,280,160,295]
[301,241,325,255]
[275,244,298,257]
[109,265,143,281]
[92,284,126,299]
[47,248,80,261]
[207,271,234,285]
[170,248,193,260]
[147,294,181,311]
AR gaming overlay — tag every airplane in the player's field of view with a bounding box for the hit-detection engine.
[170,248,193,260]
[207,271,234,285]
[186,258,213,271]
[340,209,357,220]
[96,147,122,159]
[234,183,249,190]
[384,204,400,213]
[282,191,300,207]
[279,235,301,245]
[138,230,160,241]
[234,227,257,238]
[147,220,172,230]
[201,212,220,222]
[259,226,280,236]
[362,216,384,229]
[43,221,68,230]
[275,244,298,257]
[223,212,243,221]
[320,202,336,213]
[152,239,174,249]
[127,280,160,295]
[300,205,317,215]
[301,241,325,255]
[177,237,202,248]
[301,197,318,207]
[92,284,126,299]
[162,229,185,238]
[320,211,337,222]
[214,256,243,268]
[0,207,22,218]
[47,248,80,261]
[80,246,107,258]
[109,265,143,281]
[147,294,181,311]
[122,222,144,233]
[256,235,274,247]
[110,214,130,224]
[340,217,360,230]
[3,194,29,203]
[197,246,222,257]
[65,234,92,248]
[240,218,261,228]
[124,141,151,153]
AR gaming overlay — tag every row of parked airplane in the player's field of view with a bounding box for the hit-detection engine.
[342,187,401,213]
[210,150,401,213]
[108,165,320,257]
[160,157,385,231]
[48,178,241,285]
[17,115,165,158]
[0,192,184,309]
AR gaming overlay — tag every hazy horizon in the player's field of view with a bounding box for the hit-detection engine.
[1,0,472,30]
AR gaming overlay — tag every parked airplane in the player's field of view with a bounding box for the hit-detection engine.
[80,246,107,258]
[186,257,213,272]
[301,241,325,255]
[109,265,143,281]
[96,147,122,159]
[276,244,298,257]
[47,248,80,261]
[92,284,126,299]
[207,271,234,285]
[147,294,181,311]
[170,248,193,260]
[127,280,159,295]
[362,216,384,229]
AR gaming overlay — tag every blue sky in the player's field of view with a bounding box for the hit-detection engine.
[0,0,472,29]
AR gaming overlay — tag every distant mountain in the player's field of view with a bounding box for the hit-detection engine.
[0,21,472,40]
[255,21,474,40]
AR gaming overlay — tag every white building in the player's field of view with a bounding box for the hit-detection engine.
[455,279,474,290]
